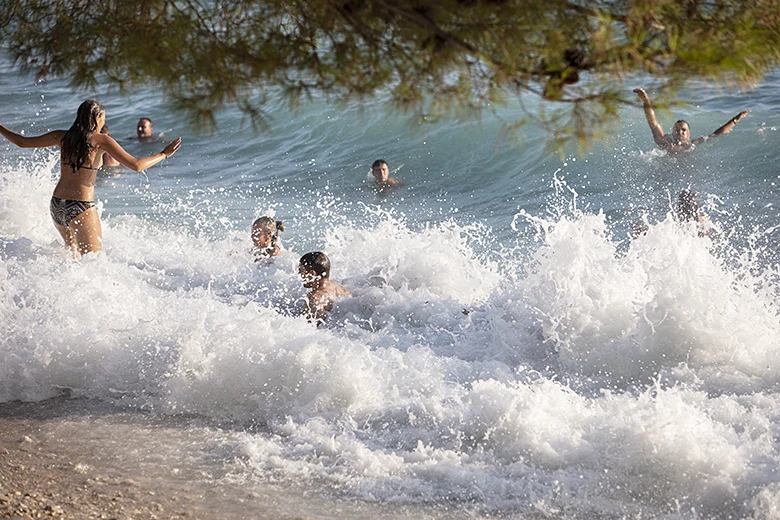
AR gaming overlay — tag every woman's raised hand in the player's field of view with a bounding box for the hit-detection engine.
[163,137,182,158]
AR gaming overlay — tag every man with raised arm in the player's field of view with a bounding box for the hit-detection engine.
[634,88,749,152]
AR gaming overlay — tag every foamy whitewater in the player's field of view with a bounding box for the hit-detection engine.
[1,50,779,518]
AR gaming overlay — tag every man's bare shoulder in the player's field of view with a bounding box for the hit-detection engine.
[309,282,350,303]
[329,281,351,297]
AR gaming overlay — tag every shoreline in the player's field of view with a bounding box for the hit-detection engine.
[0,398,243,519]
[0,398,503,520]
[1,419,198,519]
[0,397,344,519]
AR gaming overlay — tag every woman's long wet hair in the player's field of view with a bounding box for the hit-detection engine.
[61,100,104,172]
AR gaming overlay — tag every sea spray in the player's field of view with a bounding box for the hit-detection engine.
[1,62,779,519]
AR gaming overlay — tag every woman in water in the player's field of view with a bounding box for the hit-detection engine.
[251,216,285,259]
[0,100,182,256]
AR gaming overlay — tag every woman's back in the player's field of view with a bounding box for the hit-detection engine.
[54,102,106,200]
[54,135,102,200]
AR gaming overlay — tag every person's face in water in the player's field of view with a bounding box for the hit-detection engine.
[298,265,322,289]
[251,223,272,249]
[372,163,390,183]
[672,121,691,143]
[137,118,153,139]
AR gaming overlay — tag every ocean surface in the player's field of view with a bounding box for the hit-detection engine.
[1,47,779,519]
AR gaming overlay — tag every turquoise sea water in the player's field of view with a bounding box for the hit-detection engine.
[1,49,779,518]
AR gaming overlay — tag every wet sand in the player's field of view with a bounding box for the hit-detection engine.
[0,398,262,519]
[0,398,499,520]
[1,417,203,519]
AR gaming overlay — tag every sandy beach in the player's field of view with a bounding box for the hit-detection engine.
[0,398,483,520]
[0,398,252,519]
[0,397,368,520]
[0,436,189,519]
[1,423,198,518]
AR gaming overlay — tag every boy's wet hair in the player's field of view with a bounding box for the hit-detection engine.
[371,159,387,169]
[299,251,330,278]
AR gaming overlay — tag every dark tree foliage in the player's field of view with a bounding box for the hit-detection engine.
[1,0,779,145]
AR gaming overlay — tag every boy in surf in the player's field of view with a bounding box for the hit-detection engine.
[298,252,351,324]
[371,159,400,187]
[633,88,749,152]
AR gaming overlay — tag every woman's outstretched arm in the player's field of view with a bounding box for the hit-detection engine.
[94,134,182,172]
[0,124,64,148]
[692,110,750,145]
[633,88,668,149]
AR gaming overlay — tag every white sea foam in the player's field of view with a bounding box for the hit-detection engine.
[1,124,779,517]
[0,62,780,519]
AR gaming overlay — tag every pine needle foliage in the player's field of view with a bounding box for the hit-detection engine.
[2,0,778,146]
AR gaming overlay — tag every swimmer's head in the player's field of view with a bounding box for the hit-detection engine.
[251,216,284,249]
[678,189,698,222]
[672,120,691,143]
[299,252,330,286]
[137,118,154,139]
[371,159,390,183]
